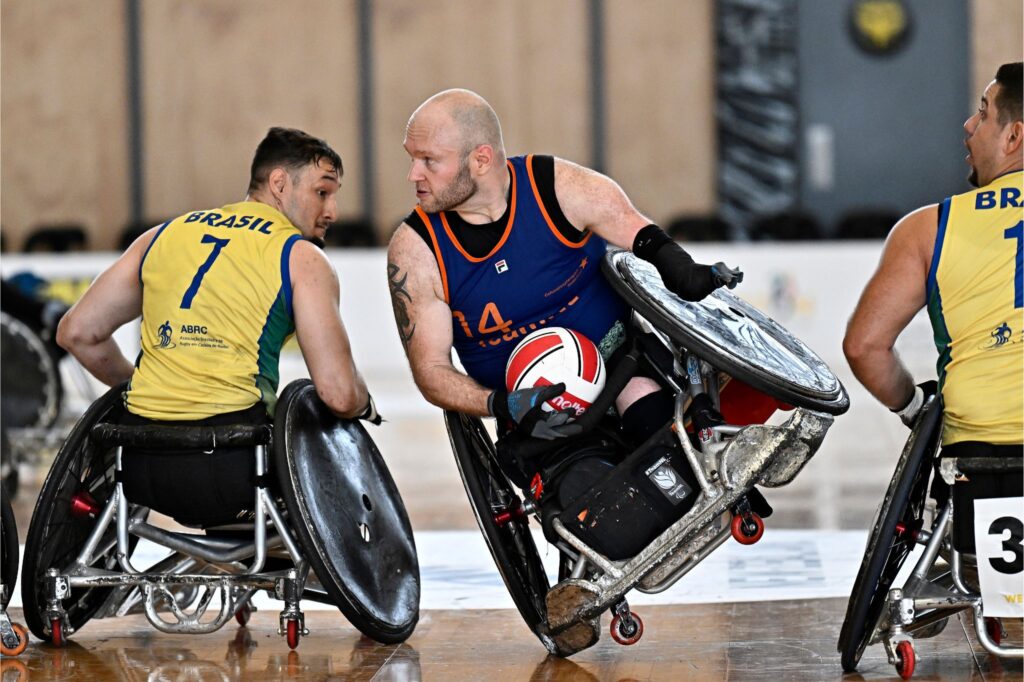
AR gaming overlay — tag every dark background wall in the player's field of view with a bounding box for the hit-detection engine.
[797,0,971,234]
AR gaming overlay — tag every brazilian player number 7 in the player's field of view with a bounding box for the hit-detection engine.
[180,234,231,309]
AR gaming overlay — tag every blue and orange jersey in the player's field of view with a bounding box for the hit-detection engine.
[414,155,627,389]
[927,170,1023,445]
[127,201,301,420]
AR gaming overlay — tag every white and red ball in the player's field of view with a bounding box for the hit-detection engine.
[505,327,606,419]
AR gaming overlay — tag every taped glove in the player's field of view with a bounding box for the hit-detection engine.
[892,380,938,427]
[356,394,383,425]
[489,383,582,440]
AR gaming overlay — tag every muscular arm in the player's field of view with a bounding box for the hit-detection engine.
[553,158,652,249]
[290,240,369,418]
[56,228,158,386]
[843,205,938,409]
[387,224,492,416]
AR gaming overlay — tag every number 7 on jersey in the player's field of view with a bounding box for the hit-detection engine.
[180,234,231,309]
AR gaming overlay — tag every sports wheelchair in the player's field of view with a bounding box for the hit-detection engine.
[19,379,419,650]
[839,396,1023,679]
[445,250,850,656]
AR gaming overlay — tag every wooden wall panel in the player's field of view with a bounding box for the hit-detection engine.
[1,0,130,250]
[140,1,363,224]
[970,0,1023,105]
[605,0,717,225]
[372,0,590,235]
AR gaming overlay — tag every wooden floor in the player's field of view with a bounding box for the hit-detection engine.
[2,600,1021,681]
[3,379,1022,680]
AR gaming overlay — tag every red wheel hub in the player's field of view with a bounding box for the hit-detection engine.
[70,491,101,518]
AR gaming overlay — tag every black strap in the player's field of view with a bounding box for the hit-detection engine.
[90,422,272,449]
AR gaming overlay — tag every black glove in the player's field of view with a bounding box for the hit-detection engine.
[711,262,744,289]
[489,383,583,440]
[633,224,742,301]
[356,394,383,425]
[891,380,938,427]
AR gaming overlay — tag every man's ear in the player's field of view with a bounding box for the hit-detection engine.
[471,144,494,175]
[1003,120,1023,156]
[268,167,289,199]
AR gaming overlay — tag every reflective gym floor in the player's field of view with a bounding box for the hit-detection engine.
[2,362,1022,681]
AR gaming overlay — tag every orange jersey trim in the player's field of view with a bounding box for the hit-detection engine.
[440,160,518,263]
[414,205,450,304]
[526,154,592,249]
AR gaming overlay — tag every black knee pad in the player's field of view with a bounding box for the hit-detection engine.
[620,389,674,446]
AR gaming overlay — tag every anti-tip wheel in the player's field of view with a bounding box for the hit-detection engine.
[985,617,1003,646]
[235,603,252,627]
[609,612,644,645]
[731,512,764,545]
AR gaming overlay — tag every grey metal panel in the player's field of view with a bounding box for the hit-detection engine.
[797,0,970,234]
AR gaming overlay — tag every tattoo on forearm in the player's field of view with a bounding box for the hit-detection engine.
[388,262,416,348]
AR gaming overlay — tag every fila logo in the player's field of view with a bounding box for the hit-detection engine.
[495,259,509,274]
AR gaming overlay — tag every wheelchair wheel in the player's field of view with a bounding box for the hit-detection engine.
[274,380,419,644]
[20,383,141,642]
[0,311,61,431]
[837,398,943,672]
[2,491,17,610]
[445,411,551,639]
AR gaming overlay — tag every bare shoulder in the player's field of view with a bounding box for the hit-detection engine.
[388,223,444,301]
[553,156,602,191]
[886,203,939,264]
[388,222,432,264]
[289,239,338,287]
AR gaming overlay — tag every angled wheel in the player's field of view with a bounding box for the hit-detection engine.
[20,383,144,643]
[274,380,419,644]
[445,411,551,641]
[837,398,943,672]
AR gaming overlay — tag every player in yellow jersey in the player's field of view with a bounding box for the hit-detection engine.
[56,127,379,526]
[844,63,1023,552]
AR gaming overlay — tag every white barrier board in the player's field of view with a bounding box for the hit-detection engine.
[974,496,1024,617]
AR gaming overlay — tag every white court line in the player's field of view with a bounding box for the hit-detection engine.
[11,530,867,612]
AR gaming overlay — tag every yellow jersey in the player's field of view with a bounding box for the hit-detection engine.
[928,170,1024,445]
[126,201,301,420]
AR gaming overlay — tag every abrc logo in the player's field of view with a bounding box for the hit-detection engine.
[155,320,176,349]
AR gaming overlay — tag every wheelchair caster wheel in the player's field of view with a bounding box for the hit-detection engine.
[985,617,1002,646]
[49,618,65,648]
[895,640,915,680]
[609,612,644,645]
[235,603,252,627]
[1,622,29,656]
[731,512,764,545]
[286,619,300,650]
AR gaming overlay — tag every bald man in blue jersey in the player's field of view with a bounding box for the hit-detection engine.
[387,89,741,442]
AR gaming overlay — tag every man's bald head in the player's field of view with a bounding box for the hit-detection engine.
[409,89,505,160]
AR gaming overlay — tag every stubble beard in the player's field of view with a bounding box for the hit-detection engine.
[428,158,478,212]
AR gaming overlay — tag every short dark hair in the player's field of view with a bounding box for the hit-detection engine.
[994,62,1022,125]
[247,127,343,193]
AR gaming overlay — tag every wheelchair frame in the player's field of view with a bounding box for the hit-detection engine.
[838,398,1022,679]
[449,308,839,656]
[871,465,1022,679]
[24,378,419,650]
[40,423,312,649]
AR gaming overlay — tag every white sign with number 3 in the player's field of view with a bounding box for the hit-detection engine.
[974,497,1024,618]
